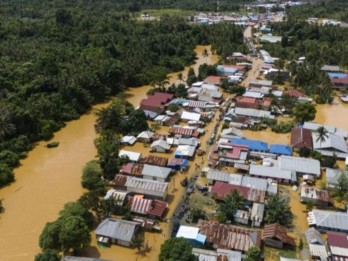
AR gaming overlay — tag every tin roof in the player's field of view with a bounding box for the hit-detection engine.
[112,175,128,187]
[95,218,139,242]
[279,155,321,177]
[150,139,171,150]
[104,189,128,205]
[119,150,142,162]
[120,163,143,176]
[327,231,348,257]
[251,203,265,223]
[125,177,168,193]
[301,185,330,203]
[263,223,296,246]
[303,122,348,139]
[139,155,168,167]
[249,165,295,181]
[197,220,261,252]
[269,144,292,156]
[308,210,348,231]
[128,196,167,217]
[141,164,172,179]
[234,107,275,119]
[305,227,324,245]
[291,128,313,149]
[231,138,268,152]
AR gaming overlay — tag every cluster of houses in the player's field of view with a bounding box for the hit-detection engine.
[320,64,348,92]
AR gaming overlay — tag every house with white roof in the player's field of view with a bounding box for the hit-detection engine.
[278,155,321,177]
[232,107,275,119]
[303,122,348,139]
[307,209,348,233]
[121,136,137,145]
[125,177,168,200]
[312,132,348,158]
[176,225,206,247]
[175,145,196,159]
[137,131,155,143]
[181,111,201,122]
[119,150,142,162]
[249,164,296,184]
[150,140,171,153]
[326,168,347,189]
[141,164,172,182]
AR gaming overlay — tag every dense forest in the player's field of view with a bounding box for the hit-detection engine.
[0,0,246,186]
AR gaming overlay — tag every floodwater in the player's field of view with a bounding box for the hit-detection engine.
[0,103,108,261]
[0,46,218,261]
[315,99,348,130]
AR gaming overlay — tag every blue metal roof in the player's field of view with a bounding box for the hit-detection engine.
[328,73,347,79]
[269,144,292,155]
[230,138,268,152]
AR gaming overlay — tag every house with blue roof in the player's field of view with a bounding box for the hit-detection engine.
[269,144,292,156]
[327,73,347,79]
[230,138,268,152]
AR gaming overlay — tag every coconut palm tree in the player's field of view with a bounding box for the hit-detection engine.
[202,48,209,63]
[316,126,329,149]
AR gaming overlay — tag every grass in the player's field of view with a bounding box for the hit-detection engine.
[264,247,297,261]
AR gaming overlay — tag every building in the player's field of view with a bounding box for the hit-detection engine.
[269,144,292,156]
[204,76,224,85]
[232,107,275,120]
[181,111,201,122]
[141,164,172,182]
[176,225,206,247]
[307,209,348,233]
[312,132,348,159]
[260,34,282,43]
[218,143,249,165]
[139,155,168,167]
[121,136,137,146]
[174,145,196,159]
[104,189,128,205]
[169,126,199,138]
[300,185,330,206]
[95,218,140,247]
[235,97,260,109]
[230,138,268,152]
[249,164,296,184]
[119,150,142,162]
[326,168,347,189]
[137,131,155,143]
[303,122,348,139]
[167,158,189,170]
[263,223,296,249]
[278,155,321,177]
[61,257,111,261]
[128,196,168,218]
[197,220,261,253]
[125,177,168,200]
[249,79,273,88]
[192,248,242,261]
[150,140,171,153]
[327,231,348,260]
[305,227,328,261]
[291,128,313,151]
[221,127,244,139]
[139,92,174,114]
[251,203,265,227]
[234,210,250,225]
[120,163,143,177]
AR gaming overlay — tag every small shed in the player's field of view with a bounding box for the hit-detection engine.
[263,223,296,249]
[167,158,189,171]
[251,203,265,227]
[137,131,155,143]
[119,150,141,162]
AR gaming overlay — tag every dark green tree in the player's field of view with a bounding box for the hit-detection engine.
[34,249,60,261]
[293,102,316,124]
[0,163,15,187]
[81,160,104,190]
[220,190,244,222]
[39,220,62,251]
[59,201,95,229]
[265,194,293,227]
[159,238,197,261]
[244,246,261,261]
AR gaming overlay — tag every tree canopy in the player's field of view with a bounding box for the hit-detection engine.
[159,237,197,261]
[265,194,293,228]
[293,102,316,124]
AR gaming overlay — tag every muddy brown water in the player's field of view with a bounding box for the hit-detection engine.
[0,46,218,261]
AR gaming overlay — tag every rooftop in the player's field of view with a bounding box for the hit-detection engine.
[95,218,139,242]
[263,223,296,246]
[279,155,321,177]
[269,144,292,156]
[230,138,268,152]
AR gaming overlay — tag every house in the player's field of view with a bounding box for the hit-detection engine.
[197,220,261,252]
[283,89,304,99]
[111,175,128,190]
[221,127,244,139]
[235,97,260,109]
[137,131,155,143]
[242,175,278,195]
[206,169,239,184]
[243,91,264,99]
[192,248,242,261]
[312,132,348,159]
[291,128,313,151]
[260,34,282,44]
[232,107,275,120]
[230,138,268,152]
[154,115,172,126]
[167,158,189,170]
[321,65,341,73]
[150,140,171,153]
[174,145,196,159]
[121,136,137,146]
[234,210,250,225]
[307,209,348,233]
[278,155,321,177]
[269,144,292,156]
[327,231,348,260]
[178,137,200,148]
[168,126,199,138]
[120,163,143,177]
[125,177,168,200]
[251,203,265,227]
[119,150,142,163]
[263,223,296,249]
[303,122,348,139]
[326,168,347,189]
[141,164,172,182]
[218,143,249,165]
[176,225,206,247]
[249,79,273,88]
[95,218,140,247]
[204,76,224,85]
[128,196,168,218]
[300,185,330,206]
[259,50,273,65]
[305,227,328,261]
[104,189,128,205]
[139,155,168,167]
[217,65,238,76]
[139,92,174,114]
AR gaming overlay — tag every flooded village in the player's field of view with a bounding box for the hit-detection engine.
[1,7,348,261]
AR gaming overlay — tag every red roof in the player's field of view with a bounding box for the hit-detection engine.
[283,89,304,98]
[264,223,296,246]
[128,196,167,217]
[140,92,174,112]
[237,97,257,104]
[226,144,248,159]
[204,76,223,85]
[331,75,348,85]
[210,182,249,200]
[327,231,348,249]
[291,128,313,149]
[221,64,246,71]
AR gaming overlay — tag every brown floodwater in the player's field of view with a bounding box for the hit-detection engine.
[0,46,217,261]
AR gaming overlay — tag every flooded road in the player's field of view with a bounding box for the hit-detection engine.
[0,46,217,261]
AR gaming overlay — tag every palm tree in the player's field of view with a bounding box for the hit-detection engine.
[202,48,209,63]
[177,72,184,84]
[316,126,329,149]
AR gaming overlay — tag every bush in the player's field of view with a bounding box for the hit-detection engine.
[0,150,20,168]
[299,147,311,157]
[0,163,15,186]
[81,160,104,190]
[271,121,293,133]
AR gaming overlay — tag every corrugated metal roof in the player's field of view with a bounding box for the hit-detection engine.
[207,170,232,183]
[251,203,265,223]
[241,176,268,191]
[119,150,141,162]
[305,227,324,245]
[95,218,139,242]
[150,140,171,150]
[327,231,348,257]
[303,122,348,138]
[308,210,348,231]
[231,138,268,152]
[139,155,168,167]
[308,244,328,260]
[141,164,172,179]
[249,165,294,181]
[312,132,348,153]
[125,177,168,192]
[264,223,295,246]
[197,220,261,252]
[279,155,321,177]
[234,107,275,119]
[269,144,292,155]
[104,189,128,205]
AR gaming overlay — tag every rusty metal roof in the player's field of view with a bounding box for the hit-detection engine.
[139,155,168,167]
[263,223,295,246]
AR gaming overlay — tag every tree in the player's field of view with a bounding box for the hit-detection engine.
[59,201,95,228]
[315,126,329,149]
[59,216,91,255]
[298,238,304,251]
[244,246,261,261]
[81,160,104,190]
[131,234,144,254]
[159,238,196,261]
[190,208,206,223]
[0,163,15,186]
[174,83,188,98]
[177,72,184,84]
[306,200,315,212]
[293,102,316,124]
[220,190,244,222]
[0,104,16,140]
[123,109,149,135]
[336,172,348,199]
[186,67,197,86]
[167,103,180,112]
[265,194,293,227]
[202,48,209,63]
[35,249,60,261]
[299,147,311,157]
[39,220,63,251]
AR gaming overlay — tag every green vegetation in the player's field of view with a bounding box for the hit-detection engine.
[265,194,293,228]
[245,246,262,261]
[34,249,61,261]
[159,237,197,261]
[81,160,104,191]
[333,171,348,201]
[218,190,244,223]
[293,102,316,124]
